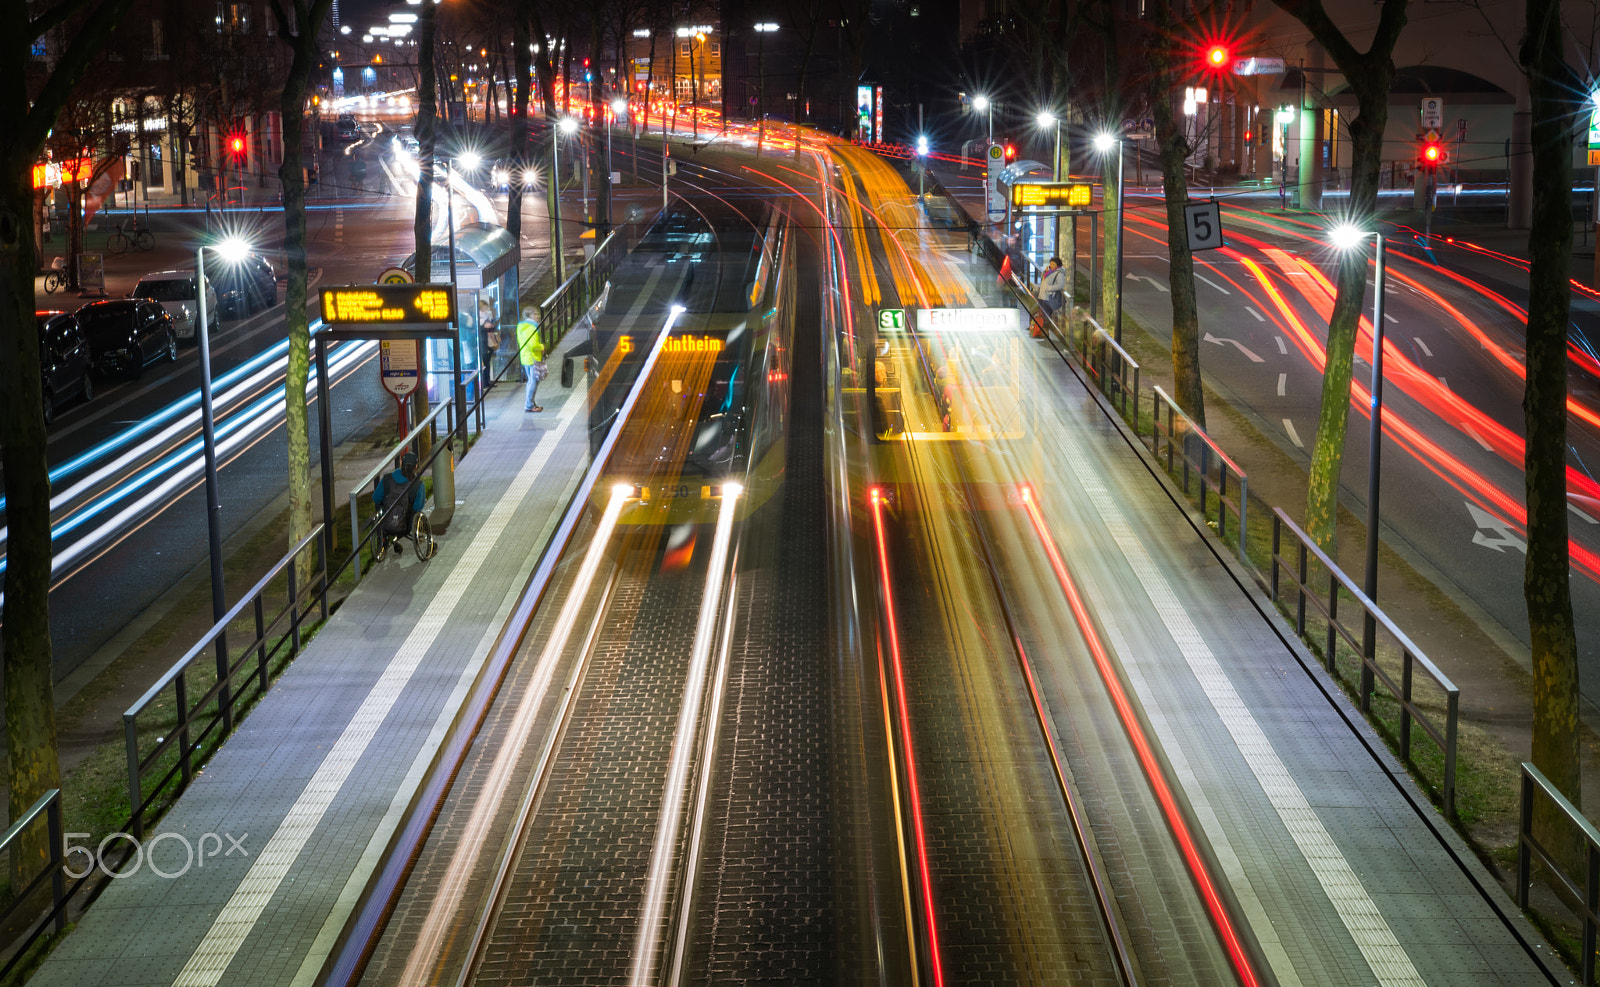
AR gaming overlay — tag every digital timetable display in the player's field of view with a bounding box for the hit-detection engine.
[1010,183,1094,208]
[321,284,456,324]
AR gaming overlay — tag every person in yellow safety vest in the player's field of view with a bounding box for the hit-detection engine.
[517,308,547,413]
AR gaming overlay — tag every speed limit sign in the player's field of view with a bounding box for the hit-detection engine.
[1184,199,1224,251]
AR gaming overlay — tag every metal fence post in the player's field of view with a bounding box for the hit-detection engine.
[1400,648,1415,760]
[1296,542,1308,634]
[47,794,64,932]
[125,715,144,839]
[1325,573,1339,673]
[1588,843,1599,986]
[1271,514,1281,601]
[350,491,363,581]
[1444,695,1458,819]
[1517,769,1533,908]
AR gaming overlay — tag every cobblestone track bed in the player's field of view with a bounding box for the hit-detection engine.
[885,491,1124,986]
[683,242,838,984]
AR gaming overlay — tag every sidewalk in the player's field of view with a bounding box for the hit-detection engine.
[29,330,595,987]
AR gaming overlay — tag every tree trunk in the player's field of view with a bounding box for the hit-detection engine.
[508,14,532,244]
[277,0,333,587]
[1,160,60,875]
[1521,0,1581,829]
[1303,98,1387,547]
[415,0,439,284]
[1146,27,1205,426]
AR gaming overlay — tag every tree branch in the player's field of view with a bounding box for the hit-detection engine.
[28,0,98,44]
[21,0,141,152]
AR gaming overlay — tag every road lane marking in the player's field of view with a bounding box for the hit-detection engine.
[1438,376,1449,390]
[1246,307,1265,322]
[1384,313,1398,323]
[1055,441,1427,987]
[1196,273,1231,295]
[1459,422,1493,450]
[1468,501,1527,554]
[1284,419,1304,447]
[1128,273,1169,293]
[1275,336,1287,355]
[1204,333,1265,363]
[1571,504,1598,525]
[1277,374,1287,397]
[1413,337,1433,357]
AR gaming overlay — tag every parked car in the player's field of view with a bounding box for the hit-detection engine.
[76,299,177,378]
[337,115,361,142]
[208,252,276,318]
[131,271,218,341]
[35,311,94,425]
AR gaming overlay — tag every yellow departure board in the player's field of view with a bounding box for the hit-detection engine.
[1010,183,1094,208]
[321,284,456,324]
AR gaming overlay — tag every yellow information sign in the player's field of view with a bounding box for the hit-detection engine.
[321,284,455,324]
[1010,182,1094,208]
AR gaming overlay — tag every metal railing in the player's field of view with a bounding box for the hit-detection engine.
[0,790,66,977]
[1084,319,1140,430]
[1518,762,1600,983]
[124,526,328,837]
[1151,385,1249,564]
[1270,508,1459,817]
[536,228,624,354]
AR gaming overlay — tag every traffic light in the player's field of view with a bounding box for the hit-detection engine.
[1206,44,1229,69]
[1003,141,1016,163]
[228,134,246,160]
[1419,138,1446,170]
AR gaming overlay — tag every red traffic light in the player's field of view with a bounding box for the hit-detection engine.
[1243,129,1253,142]
[228,135,246,157]
[1003,142,1016,162]
[1419,140,1446,169]
[1207,45,1229,68]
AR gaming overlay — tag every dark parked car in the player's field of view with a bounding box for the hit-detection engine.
[35,310,94,425]
[76,298,177,378]
[212,252,276,318]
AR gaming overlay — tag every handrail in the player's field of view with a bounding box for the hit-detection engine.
[1151,385,1248,562]
[347,389,455,581]
[1518,762,1600,983]
[1270,507,1459,816]
[0,789,66,977]
[125,525,327,836]
[1087,318,1140,430]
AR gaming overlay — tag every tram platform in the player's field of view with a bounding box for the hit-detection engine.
[29,334,597,987]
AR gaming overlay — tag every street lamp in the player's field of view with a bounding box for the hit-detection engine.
[1094,132,1126,342]
[972,94,993,142]
[754,23,779,155]
[1329,222,1389,670]
[1036,110,1063,181]
[192,235,250,635]
[549,116,578,282]
[605,97,627,232]
[915,134,929,200]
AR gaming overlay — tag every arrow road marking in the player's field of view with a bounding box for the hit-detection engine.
[1413,337,1433,357]
[1204,332,1265,363]
[1196,273,1231,295]
[1127,273,1169,292]
[1459,423,1492,450]
[1466,501,1526,554]
[1284,419,1304,448]
[1246,307,1266,322]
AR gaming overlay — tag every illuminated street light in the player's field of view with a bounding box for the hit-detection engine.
[558,116,579,134]
[1328,223,1390,665]
[972,94,993,142]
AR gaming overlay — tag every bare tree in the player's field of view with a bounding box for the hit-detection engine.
[2,0,142,874]
[267,0,334,586]
[1270,0,1409,548]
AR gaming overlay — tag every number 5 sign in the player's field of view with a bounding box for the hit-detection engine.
[1184,199,1224,251]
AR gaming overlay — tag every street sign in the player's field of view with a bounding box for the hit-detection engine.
[321,284,455,324]
[379,339,421,396]
[1184,200,1225,252]
[1010,182,1094,208]
[1420,98,1444,131]
[1589,102,1600,148]
[1589,149,1600,167]
[917,308,1023,333]
[377,266,414,284]
[877,308,907,332]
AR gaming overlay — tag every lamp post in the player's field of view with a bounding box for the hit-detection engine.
[915,133,928,201]
[1094,132,1126,342]
[1330,223,1389,677]
[972,94,993,143]
[755,23,778,156]
[1038,111,1063,270]
[605,97,626,233]
[192,238,248,632]
[549,116,577,283]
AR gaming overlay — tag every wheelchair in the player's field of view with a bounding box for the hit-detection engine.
[371,501,437,563]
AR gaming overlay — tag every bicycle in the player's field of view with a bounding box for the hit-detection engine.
[106,220,154,255]
[42,257,67,294]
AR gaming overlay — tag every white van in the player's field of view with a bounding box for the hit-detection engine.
[131,271,219,342]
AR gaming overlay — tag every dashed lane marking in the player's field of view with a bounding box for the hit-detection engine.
[1413,337,1433,357]
[1246,307,1266,322]
[1277,373,1286,398]
[1275,336,1287,355]
[1459,422,1493,450]
[1196,273,1231,295]
[1283,419,1304,447]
